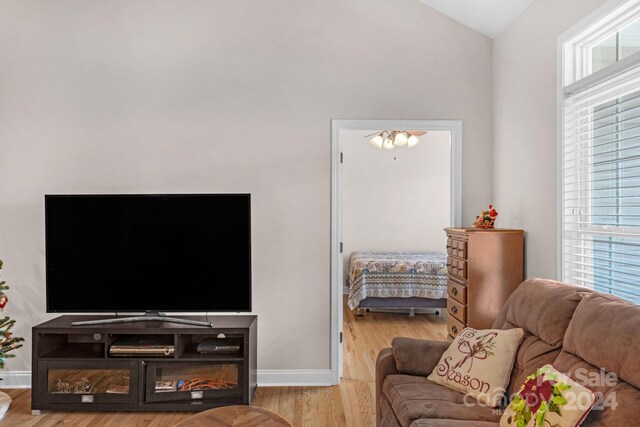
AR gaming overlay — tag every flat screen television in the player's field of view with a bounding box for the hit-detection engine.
[45,194,251,314]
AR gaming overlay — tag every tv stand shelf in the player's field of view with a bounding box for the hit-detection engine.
[32,315,257,412]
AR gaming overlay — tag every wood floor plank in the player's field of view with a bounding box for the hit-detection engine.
[340,381,374,427]
[0,298,446,426]
[297,387,314,427]
[318,385,347,427]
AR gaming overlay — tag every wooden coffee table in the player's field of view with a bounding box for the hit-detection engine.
[174,405,292,427]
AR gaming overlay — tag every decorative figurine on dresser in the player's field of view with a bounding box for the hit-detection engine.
[444,226,524,340]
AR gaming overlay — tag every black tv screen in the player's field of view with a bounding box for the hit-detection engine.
[45,194,251,312]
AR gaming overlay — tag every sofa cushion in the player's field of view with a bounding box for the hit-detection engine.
[552,350,640,426]
[493,279,587,347]
[382,374,502,427]
[491,279,591,399]
[506,333,564,397]
[563,292,640,390]
[392,337,450,376]
[380,392,403,427]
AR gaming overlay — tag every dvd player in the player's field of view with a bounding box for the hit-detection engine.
[197,339,240,354]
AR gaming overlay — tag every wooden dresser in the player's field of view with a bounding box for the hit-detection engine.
[444,227,524,340]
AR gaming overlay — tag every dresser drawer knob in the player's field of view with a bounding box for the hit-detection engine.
[451,325,458,335]
[451,287,458,296]
[451,306,458,314]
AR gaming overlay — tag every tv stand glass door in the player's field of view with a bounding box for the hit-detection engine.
[38,360,138,406]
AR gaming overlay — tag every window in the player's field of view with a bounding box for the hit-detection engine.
[561,0,640,304]
[591,20,640,73]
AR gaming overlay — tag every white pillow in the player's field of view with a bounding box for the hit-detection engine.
[427,327,524,407]
[500,364,596,427]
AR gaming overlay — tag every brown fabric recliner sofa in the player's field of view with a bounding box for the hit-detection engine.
[376,278,640,426]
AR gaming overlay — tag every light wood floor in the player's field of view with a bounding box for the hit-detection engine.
[0,299,447,426]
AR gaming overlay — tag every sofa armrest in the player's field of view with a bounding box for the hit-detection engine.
[391,337,450,376]
[376,347,398,427]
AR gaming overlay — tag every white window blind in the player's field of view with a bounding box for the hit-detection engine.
[563,58,640,304]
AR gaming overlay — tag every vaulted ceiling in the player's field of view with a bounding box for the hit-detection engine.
[418,0,534,38]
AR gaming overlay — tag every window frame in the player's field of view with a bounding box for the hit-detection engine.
[563,0,640,85]
[558,0,640,286]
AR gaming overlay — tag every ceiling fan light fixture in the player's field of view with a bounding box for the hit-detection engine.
[393,132,408,147]
[364,130,425,150]
[370,134,384,148]
[407,135,420,148]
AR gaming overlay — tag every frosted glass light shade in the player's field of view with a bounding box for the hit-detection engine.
[370,135,383,148]
[382,137,394,150]
[394,132,408,147]
[366,130,420,150]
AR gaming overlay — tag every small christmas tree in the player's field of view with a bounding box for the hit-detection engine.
[0,260,24,368]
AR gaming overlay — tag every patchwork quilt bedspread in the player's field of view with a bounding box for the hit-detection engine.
[347,251,448,310]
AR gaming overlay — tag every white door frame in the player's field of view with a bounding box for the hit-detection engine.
[330,119,463,383]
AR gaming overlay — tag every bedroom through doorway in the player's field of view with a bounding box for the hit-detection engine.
[330,119,462,382]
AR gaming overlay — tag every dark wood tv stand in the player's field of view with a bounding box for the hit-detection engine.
[31,315,257,413]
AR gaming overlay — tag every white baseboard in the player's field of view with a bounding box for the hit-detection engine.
[257,369,334,386]
[0,370,335,389]
[0,371,31,389]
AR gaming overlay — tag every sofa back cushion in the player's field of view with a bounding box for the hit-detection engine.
[552,350,640,426]
[546,289,640,425]
[563,292,640,390]
[505,334,560,397]
[492,279,590,396]
[493,279,588,346]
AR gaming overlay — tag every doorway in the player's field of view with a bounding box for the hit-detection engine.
[330,119,462,382]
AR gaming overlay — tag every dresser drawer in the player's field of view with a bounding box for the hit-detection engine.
[447,315,466,339]
[447,257,467,280]
[447,280,467,304]
[446,238,467,259]
[447,298,466,324]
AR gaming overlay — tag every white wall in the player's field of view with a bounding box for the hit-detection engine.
[342,130,451,281]
[0,0,493,377]
[492,0,608,279]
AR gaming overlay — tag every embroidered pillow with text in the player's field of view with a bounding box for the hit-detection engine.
[427,327,524,407]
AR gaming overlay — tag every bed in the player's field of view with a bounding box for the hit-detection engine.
[347,251,448,315]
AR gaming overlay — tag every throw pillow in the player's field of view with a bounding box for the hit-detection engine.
[427,327,524,407]
[500,364,596,427]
